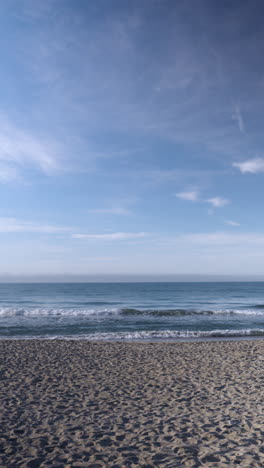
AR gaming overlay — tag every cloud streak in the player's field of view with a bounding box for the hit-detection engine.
[87,207,132,216]
[73,232,147,240]
[0,217,70,233]
[0,115,61,176]
[232,105,245,133]
[176,232,264,246]
[225,220,240,227]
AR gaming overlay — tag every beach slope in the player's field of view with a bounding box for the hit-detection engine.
[1,340,264,467]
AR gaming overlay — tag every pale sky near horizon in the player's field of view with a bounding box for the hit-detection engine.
[1,0,264,277]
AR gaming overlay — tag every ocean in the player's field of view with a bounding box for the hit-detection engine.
[2,282,264,340]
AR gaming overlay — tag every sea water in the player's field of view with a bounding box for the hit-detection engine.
[1,282,264,340]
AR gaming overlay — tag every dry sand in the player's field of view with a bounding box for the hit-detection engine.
[1,340,264,467]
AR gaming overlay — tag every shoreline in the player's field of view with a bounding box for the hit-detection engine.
[2,339,264,466]
[2,334,264,342]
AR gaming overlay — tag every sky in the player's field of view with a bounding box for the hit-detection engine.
[1,0,264,279]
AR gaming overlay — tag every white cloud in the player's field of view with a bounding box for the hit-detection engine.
[233,158,264,174]
[225,220,240,226]
[73,232,147,240]
[0,217,69,233]
[175,190,199,201]
[206,197,229,208]
[176,190,230,209]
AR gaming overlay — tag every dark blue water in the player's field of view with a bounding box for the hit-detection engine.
[1,282,264,340]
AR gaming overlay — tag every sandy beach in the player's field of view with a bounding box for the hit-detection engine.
[1,340,264,467]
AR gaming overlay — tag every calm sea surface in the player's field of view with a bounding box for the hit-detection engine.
[1,282,264,340]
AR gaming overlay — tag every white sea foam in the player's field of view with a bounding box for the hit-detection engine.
[0,307,264,317]
[76,328,264,340]
[222,308,264,316]
[1,306,264,317]
[2,328,264,340]
[0,307,121,317]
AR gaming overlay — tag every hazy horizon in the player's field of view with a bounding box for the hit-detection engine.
[1,273,264,283]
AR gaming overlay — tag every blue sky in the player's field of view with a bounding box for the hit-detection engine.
[1,0,264,278]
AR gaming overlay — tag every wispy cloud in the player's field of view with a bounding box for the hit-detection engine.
[176,190,229,209]
[0,165,19,182]
[225,220,240,226]
[13,0,254,166]
[0,217,69,233]
[0,115,60,175]
[175,190,199,201]
[176,232,264,246]
[5,0,264,179]
[233,158,264,174]
[87,197,138,216]
[232,105,245,133]
[206,197,229,208]
[88,207,132,215]
[73,232,147,240]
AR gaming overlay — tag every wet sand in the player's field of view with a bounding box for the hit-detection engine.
[1,340,264,467]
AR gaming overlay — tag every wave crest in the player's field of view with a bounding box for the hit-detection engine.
[0,307,120,317]
[1,306,264,317]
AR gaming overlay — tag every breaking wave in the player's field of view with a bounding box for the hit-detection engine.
[1,306,264,317]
